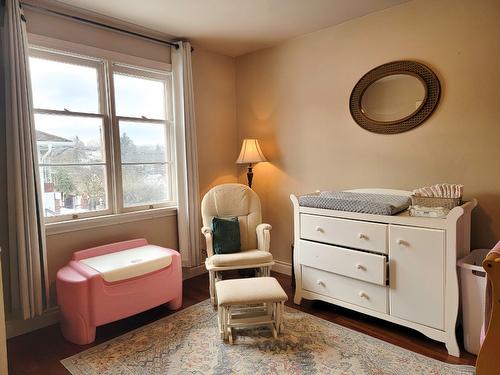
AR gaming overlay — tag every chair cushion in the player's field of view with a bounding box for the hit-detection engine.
[207,249,273,267]
[212,217,241,254]
[201,184,262,251]
[79,245,172,282]
[216,277,288,306]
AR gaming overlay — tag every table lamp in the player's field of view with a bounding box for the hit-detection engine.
[236,139,267,188]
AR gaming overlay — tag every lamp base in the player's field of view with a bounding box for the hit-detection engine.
[246,164,254,188]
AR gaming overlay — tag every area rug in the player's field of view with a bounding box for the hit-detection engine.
[62,300,475,375]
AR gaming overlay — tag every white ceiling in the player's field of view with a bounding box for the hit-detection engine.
[55,0,410,56]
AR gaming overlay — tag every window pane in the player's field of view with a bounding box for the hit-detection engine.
[40,165,107,217]
[30,57,99,113]
[35,114,105,164]
[114,73,166,119]
[120,121,167,163]
[122,164,169,207]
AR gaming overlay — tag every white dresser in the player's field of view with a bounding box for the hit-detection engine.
[290,190,476,357]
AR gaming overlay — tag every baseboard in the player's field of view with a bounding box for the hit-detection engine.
[272,260,292,276]
[182,265,207,280]
[6,306,60,339]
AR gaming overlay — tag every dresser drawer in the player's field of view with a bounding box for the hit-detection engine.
[302,266,388,314]
[300,214,387,254]
[299,240,387,285]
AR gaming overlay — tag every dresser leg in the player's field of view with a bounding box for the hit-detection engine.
[293,291,302,305]
[445,333,460,357]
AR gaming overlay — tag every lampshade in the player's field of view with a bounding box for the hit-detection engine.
[236,139,267,164]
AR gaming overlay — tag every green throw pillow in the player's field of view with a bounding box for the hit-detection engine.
[212,217,241,255]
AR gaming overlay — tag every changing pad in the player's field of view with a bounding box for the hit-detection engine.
[298,191,411,215]
[80,245,172,282]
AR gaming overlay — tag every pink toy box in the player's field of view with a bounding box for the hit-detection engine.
[56,239,182,344]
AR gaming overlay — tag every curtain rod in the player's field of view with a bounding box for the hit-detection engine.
[20,2,179,49]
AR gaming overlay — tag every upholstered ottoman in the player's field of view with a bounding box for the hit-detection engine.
[56,239,182,345]
[215,277,288,344]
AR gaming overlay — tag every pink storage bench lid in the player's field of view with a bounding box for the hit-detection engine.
[79,245,172,282]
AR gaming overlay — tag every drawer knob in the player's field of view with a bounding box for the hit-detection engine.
[315,226,324,233]
[397,239,408,246]
[316,280,325,286]
[356,263,366,271]
[358,233,368,240]
[358,291,369,299]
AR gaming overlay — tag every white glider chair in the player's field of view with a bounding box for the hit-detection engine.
[201,183,274,305]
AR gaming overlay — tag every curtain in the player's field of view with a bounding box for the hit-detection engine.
[2,0,48,319]
[172,41,201,267]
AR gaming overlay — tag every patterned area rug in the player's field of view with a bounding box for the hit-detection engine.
[62,300,475,375]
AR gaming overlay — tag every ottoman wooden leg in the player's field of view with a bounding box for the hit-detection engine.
[275,302,280,334]
[223,306,229,341]
[217,306,224,339]
[280,302,285,333]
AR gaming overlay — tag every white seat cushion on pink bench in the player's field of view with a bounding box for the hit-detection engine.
[80,245,172,282]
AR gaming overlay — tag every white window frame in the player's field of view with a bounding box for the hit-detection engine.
[110,63,176,213]
[28,34,177,229]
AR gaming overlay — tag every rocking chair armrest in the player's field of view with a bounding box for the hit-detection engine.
[201,227,214,257]
[256,223,272,252]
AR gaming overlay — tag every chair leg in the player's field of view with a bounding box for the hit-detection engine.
[262,266,270,277]
[209,270,217,306]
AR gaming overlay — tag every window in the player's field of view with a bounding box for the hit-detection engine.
[29,47,175,223]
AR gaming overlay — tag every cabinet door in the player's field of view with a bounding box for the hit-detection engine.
[389,225,445,329]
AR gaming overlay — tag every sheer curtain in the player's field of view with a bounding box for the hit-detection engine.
[2,0,48,319]
[172,41,201,267]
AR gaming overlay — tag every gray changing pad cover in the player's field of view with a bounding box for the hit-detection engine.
[298,191,411,215]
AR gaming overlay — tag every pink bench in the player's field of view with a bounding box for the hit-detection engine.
[56,239,182,345]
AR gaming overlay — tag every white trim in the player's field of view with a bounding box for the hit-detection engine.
[112,63,171,81]
[6,306,60,339]
[29,38,177,224]
[272,260,292,276]
[45,207,177,235]
[28,34,171,72]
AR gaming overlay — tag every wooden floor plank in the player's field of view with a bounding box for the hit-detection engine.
[7,272,475,374]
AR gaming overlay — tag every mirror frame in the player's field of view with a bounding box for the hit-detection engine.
[350,61,440,134]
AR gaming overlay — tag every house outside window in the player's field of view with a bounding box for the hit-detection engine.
[29,46,175,223]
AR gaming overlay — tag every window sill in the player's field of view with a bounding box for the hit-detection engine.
[45,207,177,236]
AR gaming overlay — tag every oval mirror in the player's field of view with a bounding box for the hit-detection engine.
[360,74,426,123]
[350,61,440,134]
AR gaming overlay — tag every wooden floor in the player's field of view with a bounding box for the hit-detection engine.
[7,272,476,374]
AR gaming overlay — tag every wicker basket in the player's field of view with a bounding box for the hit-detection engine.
[410,195,462,210]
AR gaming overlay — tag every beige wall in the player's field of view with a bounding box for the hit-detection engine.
[2,10,238,312]
[192,48,239,199]
[24,8,171,64]
[235,0,500,264]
